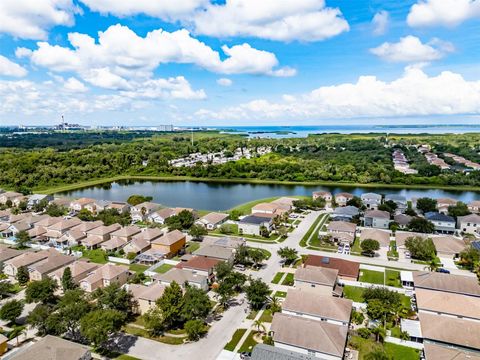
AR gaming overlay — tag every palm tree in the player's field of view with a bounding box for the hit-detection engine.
[400,330,410,341]
[424,259,439,272]
[253,319,265,334]
[267,296,281,314]
[9,326,26,346]
[371,326,386,343]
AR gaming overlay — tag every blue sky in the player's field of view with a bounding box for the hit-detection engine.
[0,0,479,126]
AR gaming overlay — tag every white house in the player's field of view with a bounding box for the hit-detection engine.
[457,213,480,235]
[361,193,382,210]
[363,210,391,229]
[425,212,456,234]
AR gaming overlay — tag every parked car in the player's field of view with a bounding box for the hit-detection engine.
[361,251,375,257]
[234,264,246,271]
[436,268,450,274]
[404,251,411,259]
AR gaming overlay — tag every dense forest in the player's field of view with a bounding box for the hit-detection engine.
[1,130,480,191]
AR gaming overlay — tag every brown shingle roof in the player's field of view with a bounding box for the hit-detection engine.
[282,289,352,323]
[129,283,165,302]
[416,288,480,320]
[364,209,390,219]
[360,228,391,246]
[295,266,338,286]
[413,271,480,297]
[423,342,480,360]
[327,221,357,233]
[431,235,466,255]
[151,230,185,246]
[303,255,359,279]
[199,212,229,225]
[178,256,220,271]
[271,313,348,358]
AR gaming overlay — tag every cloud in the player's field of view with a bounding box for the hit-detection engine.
[372,11,389,35]
[24,24,293,91]
[407,0,480,27]
[63,77,88,92]
[191,0,349,42]
[79,0,207,19]
[370,36,454,62]
[0,55,28,77]
[195,67,480,121]
[0,0,78,40]
[217,78,233,86]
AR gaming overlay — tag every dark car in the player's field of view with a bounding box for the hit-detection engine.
[240,352,252,359]
[436,268,450,274]
[361,251,375,257]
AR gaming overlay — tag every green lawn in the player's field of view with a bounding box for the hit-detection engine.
[238,331,259,353]
[185,241,201,254]
[115,355,142,360]
[274,291,287,298]
[343,286,365,302]
[349,336,418,360]
[154,263,174,274]
[259,309,273,323]
[129,263,149,274]
[281,273,294,286]
[271,272,285,284]
[81,248,108,264]
[224,328,247,351]
[299,213,328,247]
[385,269,402,287]
[123,325,185,345]
[351,238,362,254]
[359,269,384,285]
[246,310,258,320]
[384,342,419,360]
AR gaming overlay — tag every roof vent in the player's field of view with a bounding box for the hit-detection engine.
[322,257,330,264]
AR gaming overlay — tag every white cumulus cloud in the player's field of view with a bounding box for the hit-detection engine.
[195,67,480,121]
[0,0,78,40]
[372,11,389,35]
[217,78,233,86]
[370,36,454,62]
[407,0,480,27]
[63,77,88,92]
[0,55,28,77]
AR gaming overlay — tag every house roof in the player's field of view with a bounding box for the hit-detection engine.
[413,271,480,297]
[153,268,207,285]
[335,192,354,199]
[123,238,150,254]
[327,221,357,233]
[178,256,220,272]
[82,235,106,247]
[57,230,86,243]
[134,202,161,211]
[71,197,95,206]
[198,212,229,225]
[151,230,185,246]
[129,283,165,302]
[85,223,122,236]
[437,198,457,205]
[271,197,297,206]
[0,247,22,263]
[425,212,455,223]
[101,237,127,250]
[333,206,359,217]
[51,260,99,280]
[47,217,82,231]
[423,342,480,360]
[252,203,281,212]
[193,245,234,260]
[458,213,480,223]
[110,225,142,238]
[395,231,427,247]
[240,215,273,225]
[394,214,412,226]
[35,216,63,228]
[313,191,332,197]
[251,344,316,360]
[416,288,480,320]
[295,266,338,286]
[5,249,53,268]
[29,253,75,275]
[70,220,104,233]
[361,192,382,200]
[282,289,352,323]
[81,263,129,284]
[132,228,164,242]
[431,235,466,255]
[153,207,176,219]
[271,313,348,358]
[202,236,245,249]
[359,228,391,246]
[8,335,90,360]
[469,200,480,207]
[385,194,407,203]
[364,209,390,219]
[419,312,480,350]
[303,255,359,279]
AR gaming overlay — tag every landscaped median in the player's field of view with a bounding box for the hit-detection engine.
[224,328,247,351]
[299,213,329,247]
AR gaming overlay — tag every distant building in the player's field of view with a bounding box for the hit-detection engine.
[425,212,456,234]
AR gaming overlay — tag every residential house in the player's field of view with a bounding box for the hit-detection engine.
[106,201,130,213]
[334,192,354,207]
[331,206,359,221]
[457,213,480,235]
[149,208,176,224]
[326,221,357,245]
[363,210,391,229]
[131,228,164,243]
[423,342,480,360]
[86,200,110,214]
[27,194,53,209]
[0,191,24,205]
[44,217,82,242]
[250,344,316,360]
[238,215,273,236]
[101,237,128,253]
[251,202,288,216]
[193,245,235,263]
[202,236,245,249]
[395,232,427,248]
[123,237,151,255]
[0,246,22,268]
[3,249,55,277]
[303,255,359,281]
[412,271,480,297]
[1,221,31,238]
[361,192,382,210]
[177,256,220,282]
[79,263,129,292]
[50,260,100,286]
[385,194,407,214]
[393,214,412,229]
[151,230,186,257]
[7,335,92,360]
[70,220,104,235]
[82,224,122,249]
[431,235,466,258]
[195,212,229,230]
[28,253,75,281]
[271,197,297,209]
[468,200,480,214]
[128,283,165,314]
[425,212,456,234]
[312,191,333,205]
[436,198,457,214]
[130,202,161,222]
[359,228,391,248]
[153,268,209,291]
[270,313,348,360]
[282,289,352,326]
[50,197,72,208]
[69,197,96,212]
[34,216,63,233]
[294,266,340,296]
[109,225,142,242]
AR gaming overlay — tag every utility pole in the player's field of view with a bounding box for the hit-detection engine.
[191,129,194,147]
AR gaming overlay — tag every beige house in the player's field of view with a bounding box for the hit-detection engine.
[327,221,357,245]
[437,198,457,214]
[44,217,82,240]
[360,228,391,248]
[83,224,122,249]
[106,201,130,213]
[129,283,165,314]
[416,288,480,321]
[101,237,128,252]
[50,260,100,286]
[28,253,75,281]
[294,266,339,296]
[468,200,480,214]
[55,230,87,248]
[70,220,104,234]
[431,235,466,257]
[313,191,333,203]
[334,192,354,207]
[131,202,161,222]
[3,249,54,277]
[109,225,142,242]
[123,237,151,255]
[79,263,129,292]
[0,191,24,205]
[0,246,22,268]
[149,208,176,224]
[457,213,480,235]
[196,212,229,230]
[8,335,92,360]
[151,230,186,257]
[131,228,164,243]
[69,198,96,212]
[413,271,480,297]
[251,202,288,216]
[153,268,208,291]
